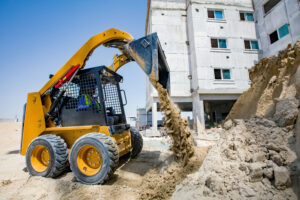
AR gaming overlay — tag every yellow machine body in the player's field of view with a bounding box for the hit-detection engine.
[21,28,134,157]
[21,27,170,170]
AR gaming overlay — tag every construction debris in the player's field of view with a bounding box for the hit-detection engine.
[171,117,297,199]
[172,42,300,200]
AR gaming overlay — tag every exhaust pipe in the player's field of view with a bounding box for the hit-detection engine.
[126,33,170,93]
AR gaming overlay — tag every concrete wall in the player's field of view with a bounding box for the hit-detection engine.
[253,0,300,58]
[187,0,257,93]
[146,0,190,105]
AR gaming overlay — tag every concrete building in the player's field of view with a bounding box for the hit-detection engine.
[253,0,300,59]
[145,0,259,132]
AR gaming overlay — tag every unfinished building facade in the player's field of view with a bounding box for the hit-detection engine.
[253,0,300,59]
[145,0,259,132]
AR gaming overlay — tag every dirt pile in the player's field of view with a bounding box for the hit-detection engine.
[171,117,298,199]
[151,79,194,164]
[227,41,300,125]
[171,42,300,199]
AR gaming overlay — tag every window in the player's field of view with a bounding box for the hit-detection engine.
[214,69,231,80]
[244,40,259,50]
[270,30,279,43]
[269,23,289,44]
[240,12,254,21]
[211,38,227,48]
[207,9,223,19]
[278,23,289,38]
[264,0,281,14]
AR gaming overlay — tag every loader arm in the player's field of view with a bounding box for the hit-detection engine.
[39,28,133,95]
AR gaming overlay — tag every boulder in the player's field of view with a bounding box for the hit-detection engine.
[263,167,273,179]
[273,98,298,127]
[205,175,224,194]
[274,166,291,190]
[223,119,233,130]
[239,183,255,198]
[251,152,267,162]
[248,163,263,182]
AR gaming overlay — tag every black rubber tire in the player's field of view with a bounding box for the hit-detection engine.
[130,128,143,158]
[26,134,68,178]
[69,133,119,185]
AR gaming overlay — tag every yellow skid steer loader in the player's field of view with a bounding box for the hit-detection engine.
[20,28,170,184]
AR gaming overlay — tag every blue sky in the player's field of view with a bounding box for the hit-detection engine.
[0,0,148,119]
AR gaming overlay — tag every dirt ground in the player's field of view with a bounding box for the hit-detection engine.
[0,122,208,200]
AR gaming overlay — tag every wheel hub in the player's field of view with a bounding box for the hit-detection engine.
[30,145,50,172]
[77,145,102,176]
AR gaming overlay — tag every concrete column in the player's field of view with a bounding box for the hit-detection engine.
[152,102,157,131]
[199,100,205,126]
[192,94,205,134]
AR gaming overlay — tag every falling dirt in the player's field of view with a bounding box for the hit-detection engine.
[150,78,194,164]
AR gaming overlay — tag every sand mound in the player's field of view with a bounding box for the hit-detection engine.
[172,42,300,199]
[227,41,300,125]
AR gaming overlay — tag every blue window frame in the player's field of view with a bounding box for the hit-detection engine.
[244,40,259,50]
[211,38,227,49]
[278,23,289,38]
[240,12,254,21]
[218,39,227,48]
[215,11,223,19]
[222,69,231,79]
[250,41,259,50]
[208,9,224,19]
[214,69,231,80]
[269,23,289,44]
[246,13,254,21]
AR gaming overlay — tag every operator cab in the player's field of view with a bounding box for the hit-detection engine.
[56,66,127,127]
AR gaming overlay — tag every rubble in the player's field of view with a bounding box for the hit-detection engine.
[171,117,297,199]
[171,42,300,200]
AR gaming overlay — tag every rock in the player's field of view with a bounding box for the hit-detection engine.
[273,98,299,127]
[265,160,275,168]
[223,119,233,130]
[205,175,224,194]
[266,143,280,152]
[223,149,237,160]
[239,163,247,172]
[271,154,283,166]
[202,188,210,197]
[239,183,255,197]
[274,166,291,190]
[248,163,263,182]
[263,167,273,179]
[257,118,277,128]
[251,152,267,162]
[262,178,272,188]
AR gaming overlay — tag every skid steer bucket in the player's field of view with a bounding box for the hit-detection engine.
[126,33,170,93]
